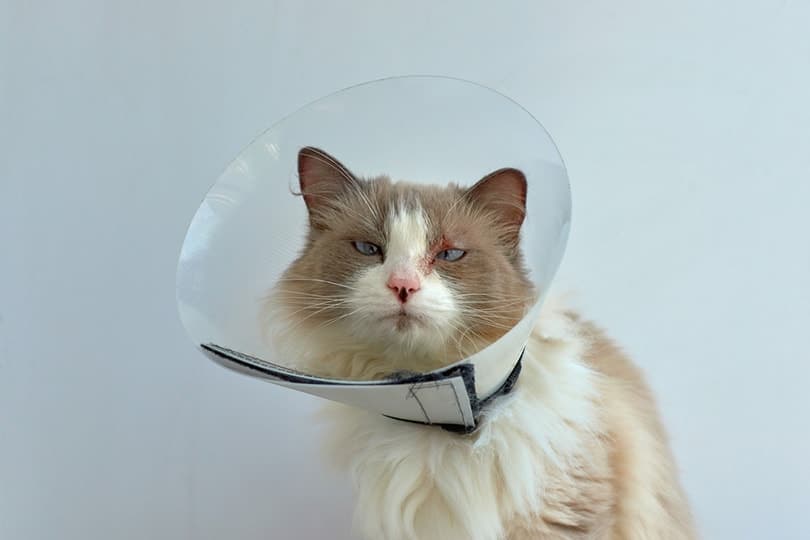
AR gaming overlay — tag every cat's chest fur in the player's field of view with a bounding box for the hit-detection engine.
[316,305,614,540]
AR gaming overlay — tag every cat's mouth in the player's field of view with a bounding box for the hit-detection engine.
[382,309,423,330]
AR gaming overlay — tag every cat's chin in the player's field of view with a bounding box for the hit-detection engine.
[354,323,487,371]
[265,301,477,378]
[380,311,425,331]
[270,317,479,379]
[359,312,448,344]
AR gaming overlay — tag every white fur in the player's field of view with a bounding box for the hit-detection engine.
[347,206,458,356]
[317,302,600,540]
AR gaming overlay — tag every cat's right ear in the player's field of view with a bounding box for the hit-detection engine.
[297,147,357,227]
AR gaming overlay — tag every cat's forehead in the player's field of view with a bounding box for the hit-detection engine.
[327,176,483,244]
[363,177,465,220]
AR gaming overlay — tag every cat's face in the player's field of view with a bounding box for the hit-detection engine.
[272,147,534,363]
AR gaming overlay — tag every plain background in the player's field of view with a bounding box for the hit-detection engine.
[2,1,809,539]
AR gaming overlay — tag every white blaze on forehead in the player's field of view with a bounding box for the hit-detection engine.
[385,205,428,269]
[344,201,459,351]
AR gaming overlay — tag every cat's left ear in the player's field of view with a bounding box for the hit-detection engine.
[465,168,527,243]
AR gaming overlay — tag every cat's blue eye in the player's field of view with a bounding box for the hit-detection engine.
[436,248,466,262]
[352,241,381,256]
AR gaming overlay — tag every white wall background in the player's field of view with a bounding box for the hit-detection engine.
[2,1,809,539]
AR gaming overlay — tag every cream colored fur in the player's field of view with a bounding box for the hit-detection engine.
[313,300,696,540]
[271,147,696,539]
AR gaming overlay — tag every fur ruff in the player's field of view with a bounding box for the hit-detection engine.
[313,301,695,540]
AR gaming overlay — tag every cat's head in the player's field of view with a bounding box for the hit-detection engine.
[269,147,535,374]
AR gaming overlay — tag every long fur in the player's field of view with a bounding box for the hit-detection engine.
[315,301,695,540]
[265,147,696,539]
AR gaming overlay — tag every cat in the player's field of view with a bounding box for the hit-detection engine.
[264,146,696,540]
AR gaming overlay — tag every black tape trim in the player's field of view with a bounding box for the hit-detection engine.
[202,342,523,434]
[477,350,523,411]
[201,342,477,388]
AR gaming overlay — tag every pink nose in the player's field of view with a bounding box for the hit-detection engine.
[387,273,421,303]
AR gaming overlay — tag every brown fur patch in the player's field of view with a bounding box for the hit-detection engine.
[271,147,535,367]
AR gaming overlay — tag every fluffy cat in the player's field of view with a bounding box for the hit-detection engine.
[265,147,696,540]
